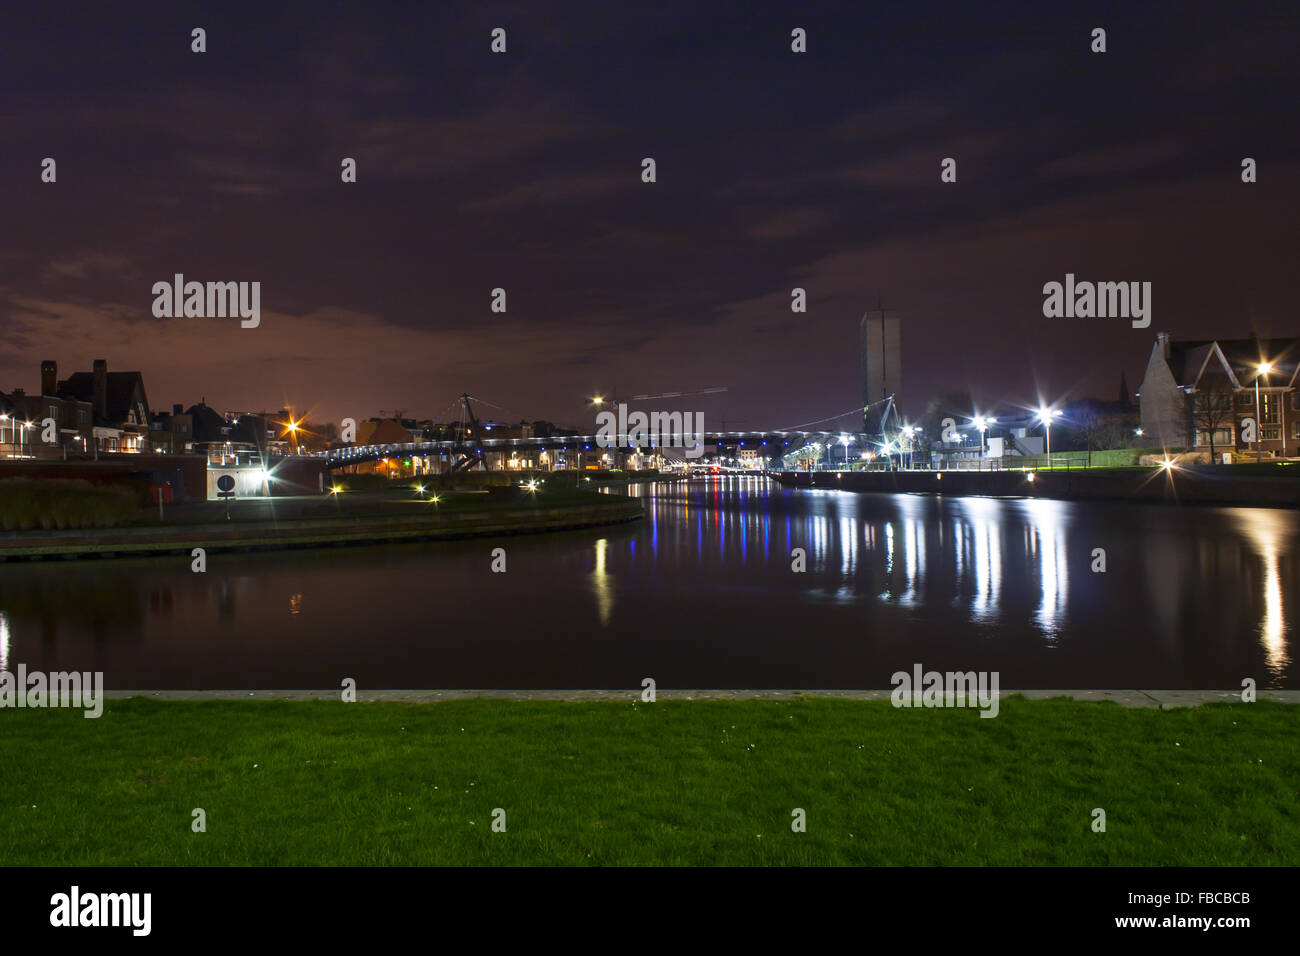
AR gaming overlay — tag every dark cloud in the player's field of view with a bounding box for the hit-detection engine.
[0,0,1295,428]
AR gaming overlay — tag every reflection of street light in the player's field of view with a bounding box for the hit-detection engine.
[1037,406,1061,468]
[1255,363,1272,462]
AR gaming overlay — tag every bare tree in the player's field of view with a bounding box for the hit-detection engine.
[1191,378,1235,461]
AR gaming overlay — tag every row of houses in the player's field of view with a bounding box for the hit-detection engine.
[0,360,151,457]
[0,359,302,462]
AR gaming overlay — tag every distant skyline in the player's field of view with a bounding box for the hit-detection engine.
[2,1,1297,429]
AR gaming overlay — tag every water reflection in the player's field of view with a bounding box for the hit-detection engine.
[1024,499,1069,641]
[631,478,1292,680]
[592,537,613,627]
[0,477,1293,688]
[1236,510,1291,680]
[960,498,1002,624]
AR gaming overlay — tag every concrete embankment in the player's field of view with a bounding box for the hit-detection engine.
[0,499,642,561]
[773,469,1299,507]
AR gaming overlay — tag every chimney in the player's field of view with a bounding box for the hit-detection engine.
[173,403,183,416]
[1156,331,1171,361]
[93,359,108,417]
[41,360,57,397]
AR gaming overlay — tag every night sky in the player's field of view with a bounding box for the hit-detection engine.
[2,1,1297,430]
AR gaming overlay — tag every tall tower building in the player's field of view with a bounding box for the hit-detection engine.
[860,309,901,432]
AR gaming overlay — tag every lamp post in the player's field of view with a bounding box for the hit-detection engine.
[840,434,851,470]
[900,426,910,469]
[1255,363,1272,463]
[1037,407,1061,469]
[972,415,997,465]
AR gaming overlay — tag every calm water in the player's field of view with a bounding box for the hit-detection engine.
[1,477,1295,688]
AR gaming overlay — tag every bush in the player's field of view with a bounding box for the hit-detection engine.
[0,478,140,531]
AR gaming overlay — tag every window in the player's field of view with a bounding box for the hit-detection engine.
[1261,393,1280,425]
[1236,391,1253,407]
[1292,391,1300,411]
[1261,427,1281,441]
[48,404,59,424]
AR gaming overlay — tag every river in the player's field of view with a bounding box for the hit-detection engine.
[0,476,1294,689]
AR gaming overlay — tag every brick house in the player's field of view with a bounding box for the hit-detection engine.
[1138,332,1298,458]
[58,359,152,453]
[0,361,95,458]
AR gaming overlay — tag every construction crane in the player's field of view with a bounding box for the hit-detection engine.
[449,393,489,473]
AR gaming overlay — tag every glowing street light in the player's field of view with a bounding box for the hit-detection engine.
[1255,362,1272,463]
[899,425,923,469]
[1037,406,1062,468]
[971,415,997,457]
[839,434,851,470]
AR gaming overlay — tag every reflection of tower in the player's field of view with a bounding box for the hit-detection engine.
[860,310,902,432]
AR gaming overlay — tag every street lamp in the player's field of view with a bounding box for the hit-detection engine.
[839,434,850,470]
[900,425,922,469]
[1037,406,1061,468]
[1255,363,1272,462]
[972,416,996,458]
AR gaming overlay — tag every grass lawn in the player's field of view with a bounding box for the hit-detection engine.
[1,697,1296,866]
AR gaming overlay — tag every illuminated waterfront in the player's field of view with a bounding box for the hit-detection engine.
[0,477,1294,688]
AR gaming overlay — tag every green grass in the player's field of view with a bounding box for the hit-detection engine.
[1,698,1296,865]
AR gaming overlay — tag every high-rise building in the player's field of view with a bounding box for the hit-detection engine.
[860,310,902,432]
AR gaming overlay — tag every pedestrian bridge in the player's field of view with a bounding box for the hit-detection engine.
[321,430,856,470]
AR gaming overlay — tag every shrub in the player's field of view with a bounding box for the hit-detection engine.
[0,478,140,531]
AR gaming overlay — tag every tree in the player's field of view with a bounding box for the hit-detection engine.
[1191,376,1235,461]
[1074,403,1125,466]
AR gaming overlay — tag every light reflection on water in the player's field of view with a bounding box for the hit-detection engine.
[0,476,1294,689]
